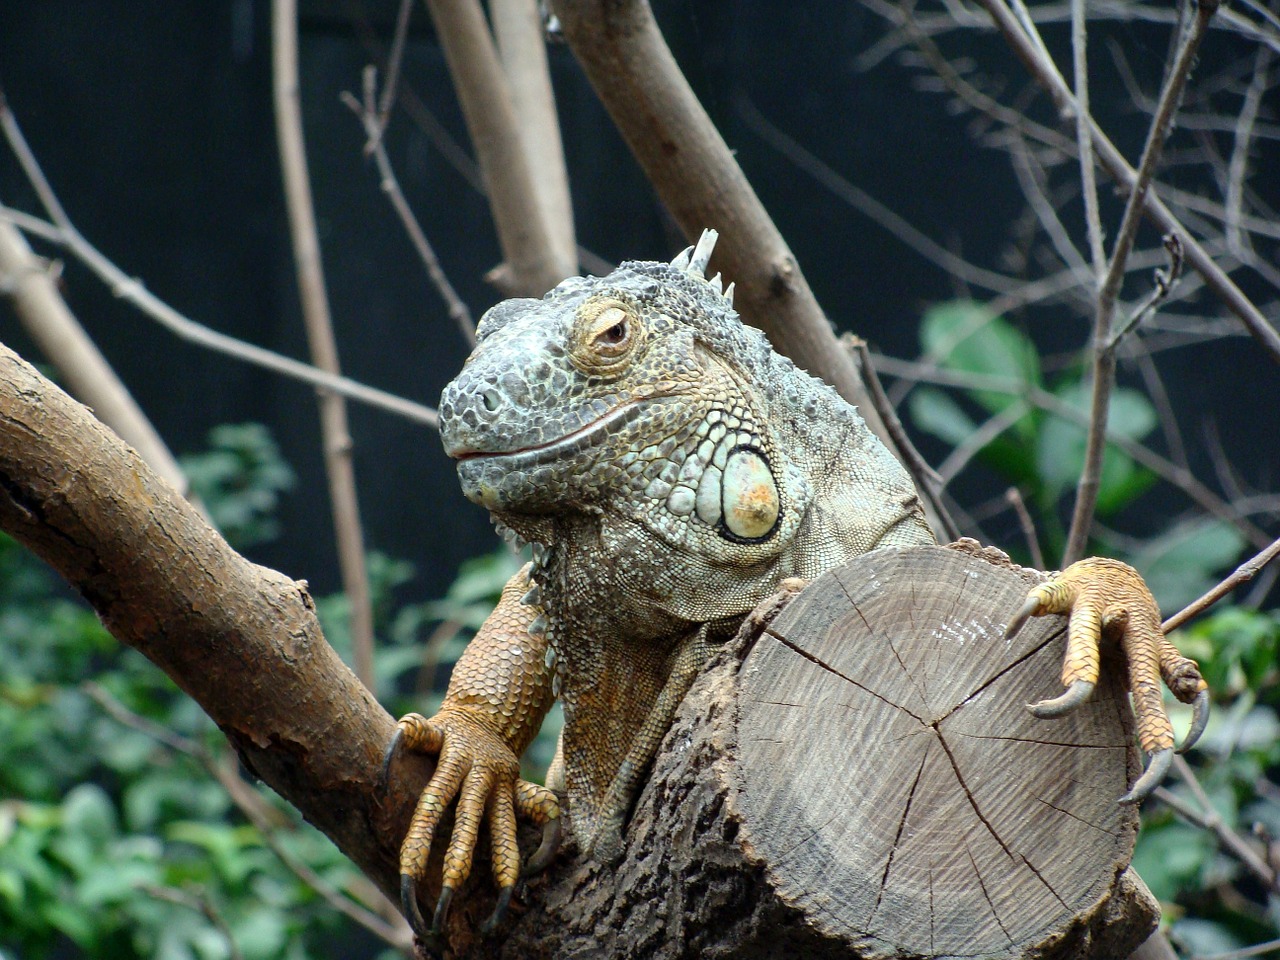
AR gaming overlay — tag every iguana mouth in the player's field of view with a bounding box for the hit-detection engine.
[452,396,668,466]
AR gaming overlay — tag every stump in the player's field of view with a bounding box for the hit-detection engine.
[448,545,1159,959]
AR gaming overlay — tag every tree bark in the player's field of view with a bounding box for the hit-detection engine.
[0,341,1157,957]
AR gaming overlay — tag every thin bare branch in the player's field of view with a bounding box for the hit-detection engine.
[273,0,375,690]
[1057,0,1219,561]
[737,95,1024,295]
[0,220,192,497]
[1162,534,1280,633]
[848,336,960,540]
[367,0,414,152]
[1005,487,1046,569]
[343,72,476,345]
[2,204,438,425]
[1070,0,1106,282]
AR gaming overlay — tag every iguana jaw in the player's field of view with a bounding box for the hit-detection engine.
[450,395,679,512]
[448,396,653,466]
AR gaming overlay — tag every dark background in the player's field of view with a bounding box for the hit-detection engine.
[0,0,1275,606]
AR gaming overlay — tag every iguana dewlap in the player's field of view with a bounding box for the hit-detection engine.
[384,230,1208,943]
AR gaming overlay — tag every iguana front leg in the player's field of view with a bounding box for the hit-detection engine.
[384,565,559,941]
[1007,557,1209,802]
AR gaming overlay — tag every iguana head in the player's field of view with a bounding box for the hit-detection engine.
[439,230,814,559]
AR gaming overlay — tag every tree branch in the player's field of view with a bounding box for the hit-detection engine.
[0,204,439,428]
[423,0,570,295]
[273,0,375,689]
[0,339,428,912]
[1064,0,1218,563]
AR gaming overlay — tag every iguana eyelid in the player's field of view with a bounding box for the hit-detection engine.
[570,296,644,375]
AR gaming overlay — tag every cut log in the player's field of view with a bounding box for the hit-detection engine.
[455,544,1159,959]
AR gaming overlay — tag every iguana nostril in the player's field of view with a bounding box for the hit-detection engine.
[482,388,502,412]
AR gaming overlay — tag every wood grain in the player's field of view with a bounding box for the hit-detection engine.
[735,546,1142,958]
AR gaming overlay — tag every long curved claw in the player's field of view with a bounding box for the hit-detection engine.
[431,885,455,935]
[1178,689,1210,754]
[480,886,514,935]
[381,726,404,794]
[1004,594,1041,641]
[1119,747,1173,805]
[1026,679,1095,718]
[401,873,428,942]
[523,818,562,876]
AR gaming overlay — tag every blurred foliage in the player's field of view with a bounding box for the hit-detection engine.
[909,300,1279,952]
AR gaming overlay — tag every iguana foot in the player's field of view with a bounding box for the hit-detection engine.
[383,710,560,941]
[1005,557,1208,804]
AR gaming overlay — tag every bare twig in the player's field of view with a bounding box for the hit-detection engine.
[1064,0,1219,564]
[0,101,191,497]
[273,0,375,691]
[1225,46,1273,256]
[1162,534,1280,632]
[1112,234,1185,344]
[142,885,246,960]
[1162,753,1278,891]
[1005,487,1046,569]
[367,0,414,151]
[0,221,192,497]
[736,95,1023,295]
[848,337,960,540]
[936,399,1030,484]
[0,206,438,428]
[872,352,1274,550]
[1070,0,1106,281]
[343,71,476,345]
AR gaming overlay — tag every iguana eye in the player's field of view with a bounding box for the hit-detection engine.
[571,297,643,375]
[594,311,629,352]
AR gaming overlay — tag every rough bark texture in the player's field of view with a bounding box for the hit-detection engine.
[455,547,1159,959]
[0,342,1157,957]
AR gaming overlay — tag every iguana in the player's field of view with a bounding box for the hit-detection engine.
[384,230,1209,942]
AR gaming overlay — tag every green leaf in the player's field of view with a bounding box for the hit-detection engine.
[907,387,976,447]
[1034,382,1157,514]
[919,300,1039,420]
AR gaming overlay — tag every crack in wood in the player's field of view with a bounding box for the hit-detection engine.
[951,731,1126,750]
[1033,796,1122,838]
[964,839,1016,946]
[830,570,933,711]
[763,626,925,723]
[869,743,930,926]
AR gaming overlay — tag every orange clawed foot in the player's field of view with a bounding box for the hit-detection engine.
[1005,557,1209,804]
[381,711,560,944]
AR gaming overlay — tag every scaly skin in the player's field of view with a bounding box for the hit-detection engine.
[386,231,1208,942]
